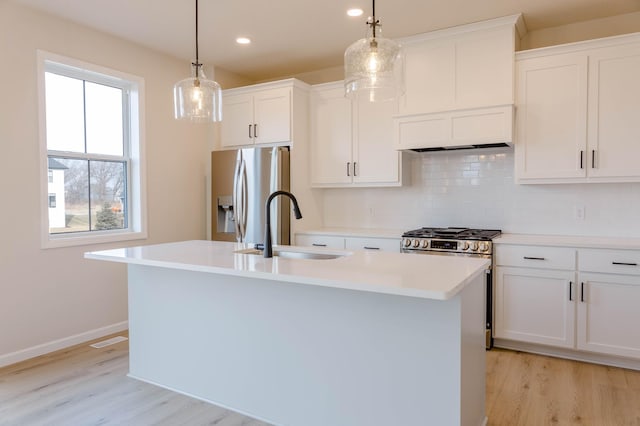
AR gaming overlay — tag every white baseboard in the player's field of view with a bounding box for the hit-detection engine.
[0,321,128,368]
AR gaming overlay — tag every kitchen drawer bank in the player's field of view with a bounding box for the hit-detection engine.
[295,228,403,253]
[493,234,640,370]
[86,240,489,426]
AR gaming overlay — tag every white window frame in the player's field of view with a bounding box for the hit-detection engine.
[38,50,147,248]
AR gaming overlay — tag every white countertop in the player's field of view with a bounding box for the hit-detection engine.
[494,233,640,250]
[85,240,489,301]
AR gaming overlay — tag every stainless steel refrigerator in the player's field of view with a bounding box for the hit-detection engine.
[211,146,291,245]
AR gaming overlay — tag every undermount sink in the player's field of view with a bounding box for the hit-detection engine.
[235,247,350,260]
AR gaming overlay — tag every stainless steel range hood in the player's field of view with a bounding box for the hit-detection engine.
[394,105,514,152]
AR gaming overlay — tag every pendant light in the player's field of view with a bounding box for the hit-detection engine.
[174,0,222,122]
[344,0,404,102]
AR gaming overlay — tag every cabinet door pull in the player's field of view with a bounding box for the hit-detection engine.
[591,150,596,168]
[612,261,638,266]
[254,124,258,138]
[523,256,545,261]
[363,246,380,250]
[580,150,584,169]
[354,162,357,177]
[569,281,573,301]
[248,124,253,138]
[312,243,327,247]
[347,162,351,177]
[581,282,585,302]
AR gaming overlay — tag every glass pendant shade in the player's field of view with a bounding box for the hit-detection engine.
[344,24,404,102]
[174,64,222,122]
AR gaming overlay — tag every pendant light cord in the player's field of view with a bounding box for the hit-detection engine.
[370,0,379,39]
[193,0,201,68]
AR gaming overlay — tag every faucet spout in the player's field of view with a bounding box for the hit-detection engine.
[264,191,303,258]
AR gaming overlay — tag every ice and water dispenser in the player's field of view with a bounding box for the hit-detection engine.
[216,196,234,233]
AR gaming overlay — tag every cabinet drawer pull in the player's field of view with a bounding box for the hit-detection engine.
[347,162,351,177]
[363,246,380,250]
[354,162,357,177]
[311,243,327,247]
[569,281,573,301]
[248,124,253,138]
[523,256,545,261]
[254,124,258,138]
[612,261,638,266]
[591,150,596,168]
[581,282,585,302]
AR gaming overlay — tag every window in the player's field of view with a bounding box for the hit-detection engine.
[38,51,146,248]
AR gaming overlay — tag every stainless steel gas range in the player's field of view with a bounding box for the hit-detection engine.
[401,227,501,348]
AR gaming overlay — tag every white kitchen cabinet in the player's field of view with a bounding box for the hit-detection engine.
[515,34,640,183]
[397,18,519,116]
[296,233,401,253]
[576,248,640,359]
[310,82,403,187]
[495,243,640,362]
[494,245,577,348]
[294,234,345,249]
[577,273,640,359]
[344,237,400,253]
[221,82,294,148]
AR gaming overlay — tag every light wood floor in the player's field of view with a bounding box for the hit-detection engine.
[2,333,640,426]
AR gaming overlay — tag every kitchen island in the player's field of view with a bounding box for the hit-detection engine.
[85,240,490,426]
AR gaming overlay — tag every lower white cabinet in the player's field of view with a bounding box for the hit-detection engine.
[294,234,345,249]
[494,266,575,348]
[495,244,640,361]
[295,233,400,253]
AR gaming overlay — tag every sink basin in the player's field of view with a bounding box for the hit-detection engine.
[235,247,349,260]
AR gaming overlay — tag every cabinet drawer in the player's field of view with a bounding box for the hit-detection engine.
[495,245,576,270]
[344,237,400,253]
[295,235,345,249]
[578,249,640,276]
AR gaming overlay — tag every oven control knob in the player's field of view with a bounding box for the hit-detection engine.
[412,239,420,248]
[421,240,429,248]
[479,242,489,252]
[403,238,412,247]
[461,242,470,251]
[470,242,479,251]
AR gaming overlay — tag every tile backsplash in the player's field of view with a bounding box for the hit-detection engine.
[322,147,640,237]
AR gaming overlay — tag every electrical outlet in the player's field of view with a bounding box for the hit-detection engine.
[574,206,585,220]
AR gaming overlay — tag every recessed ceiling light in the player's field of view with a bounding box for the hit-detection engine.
[347,8,363,17]
[236,37,251,45]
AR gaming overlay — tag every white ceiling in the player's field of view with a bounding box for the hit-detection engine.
[10,0,640,81]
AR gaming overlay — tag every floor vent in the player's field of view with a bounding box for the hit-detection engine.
[90,336,128,349]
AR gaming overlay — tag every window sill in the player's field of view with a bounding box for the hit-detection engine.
[42,230,147,249]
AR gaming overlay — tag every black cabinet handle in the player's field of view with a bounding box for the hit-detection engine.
[347,162,351,177]
[248,124,253,138]
[581,282,585,302]
[354,162,357,177]
[580,151,584,169]
[254,124,258,138]
[612,261,638,266]
[311,243,327,247]
[523,256,545,261]
[591,150,596,168]
[363,246,380,250]
[569,281,573,301]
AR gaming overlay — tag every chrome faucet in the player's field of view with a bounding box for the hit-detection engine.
[264,191,303,258]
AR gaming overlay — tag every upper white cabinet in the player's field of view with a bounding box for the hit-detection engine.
[399,22,518,116]
[310,82,404,188]
[515,34,640,183]
[393,15,523,150]
[221,80,306,148]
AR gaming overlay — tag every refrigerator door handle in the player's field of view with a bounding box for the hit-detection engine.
[232,151,243,241]
[239,159,248,240]
[270,148,281,244]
